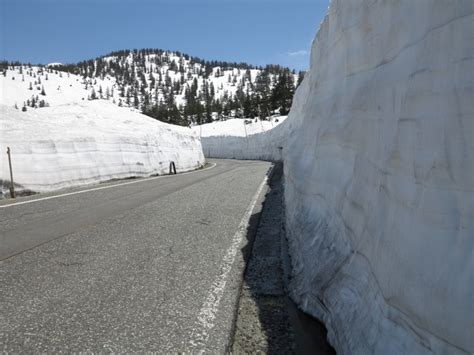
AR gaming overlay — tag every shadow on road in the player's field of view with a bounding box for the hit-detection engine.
[231,163,336,354]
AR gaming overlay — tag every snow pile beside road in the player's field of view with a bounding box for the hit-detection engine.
[0,101,205,196]
[197,116,290,161]
[284,0,473,354]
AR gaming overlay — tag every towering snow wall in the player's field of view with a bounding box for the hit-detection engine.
[0,101,205,196]
[284,0,473,354]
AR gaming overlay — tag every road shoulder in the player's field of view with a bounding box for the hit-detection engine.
[230,163,336,354]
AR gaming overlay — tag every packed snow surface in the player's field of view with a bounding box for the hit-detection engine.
[198,0,474,353]
[0,101,204,196]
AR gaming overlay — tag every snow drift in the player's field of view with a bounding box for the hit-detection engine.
[0,101,205,196]
[284,0,473,354]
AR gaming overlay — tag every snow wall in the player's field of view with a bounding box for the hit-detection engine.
[285,0,473,353]
[201,121,288,161]
[202,0,474,353]
[0,102,205,196]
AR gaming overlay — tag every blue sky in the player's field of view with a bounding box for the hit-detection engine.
[0,0,329,71]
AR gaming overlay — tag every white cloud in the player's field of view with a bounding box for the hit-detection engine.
[287,50,307,57]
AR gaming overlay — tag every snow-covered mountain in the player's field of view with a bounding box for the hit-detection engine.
[1,49,304,126]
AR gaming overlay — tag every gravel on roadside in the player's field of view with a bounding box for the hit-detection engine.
[230,163,336,355]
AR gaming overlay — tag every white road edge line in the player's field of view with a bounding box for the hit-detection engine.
[188,171,269,351]
[0,163,217,209]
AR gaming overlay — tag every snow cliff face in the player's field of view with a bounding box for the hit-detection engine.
[0,102,205,196]
[284,0,473,354]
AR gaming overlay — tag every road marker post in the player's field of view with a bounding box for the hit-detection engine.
[6,147,15,198]
[169,161,177,175]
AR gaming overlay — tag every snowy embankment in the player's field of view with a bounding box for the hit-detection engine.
[0,101,204,197]
[200,0,473,354]
[196,117,289,161]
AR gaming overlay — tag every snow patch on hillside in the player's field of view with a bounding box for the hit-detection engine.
[0,66,118,108]
[0,101,204,196]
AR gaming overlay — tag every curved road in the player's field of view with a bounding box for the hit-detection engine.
[0,159,272,353]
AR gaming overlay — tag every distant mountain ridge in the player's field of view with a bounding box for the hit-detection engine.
[1,49,304,126]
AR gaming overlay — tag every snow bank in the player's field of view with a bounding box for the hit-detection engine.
[284,0,473,354]
[0,101,204,196]
[197,117,290,161]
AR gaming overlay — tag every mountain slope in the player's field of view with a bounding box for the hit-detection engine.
[1,49,304,126]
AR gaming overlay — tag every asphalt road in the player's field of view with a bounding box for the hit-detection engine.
[0,159,272,353]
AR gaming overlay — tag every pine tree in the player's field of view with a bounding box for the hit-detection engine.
[270,70,295,115]
[40,85,46,96]
[255,70,271,119]
[126,88,131,106]
[149,71,155,88]
[133,91,140,108]
[141,92,150,112]
[297,71,305,88]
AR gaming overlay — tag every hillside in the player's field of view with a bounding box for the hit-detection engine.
[1,49,304,126]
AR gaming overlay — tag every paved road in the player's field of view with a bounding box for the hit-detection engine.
[0,159,272,353]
